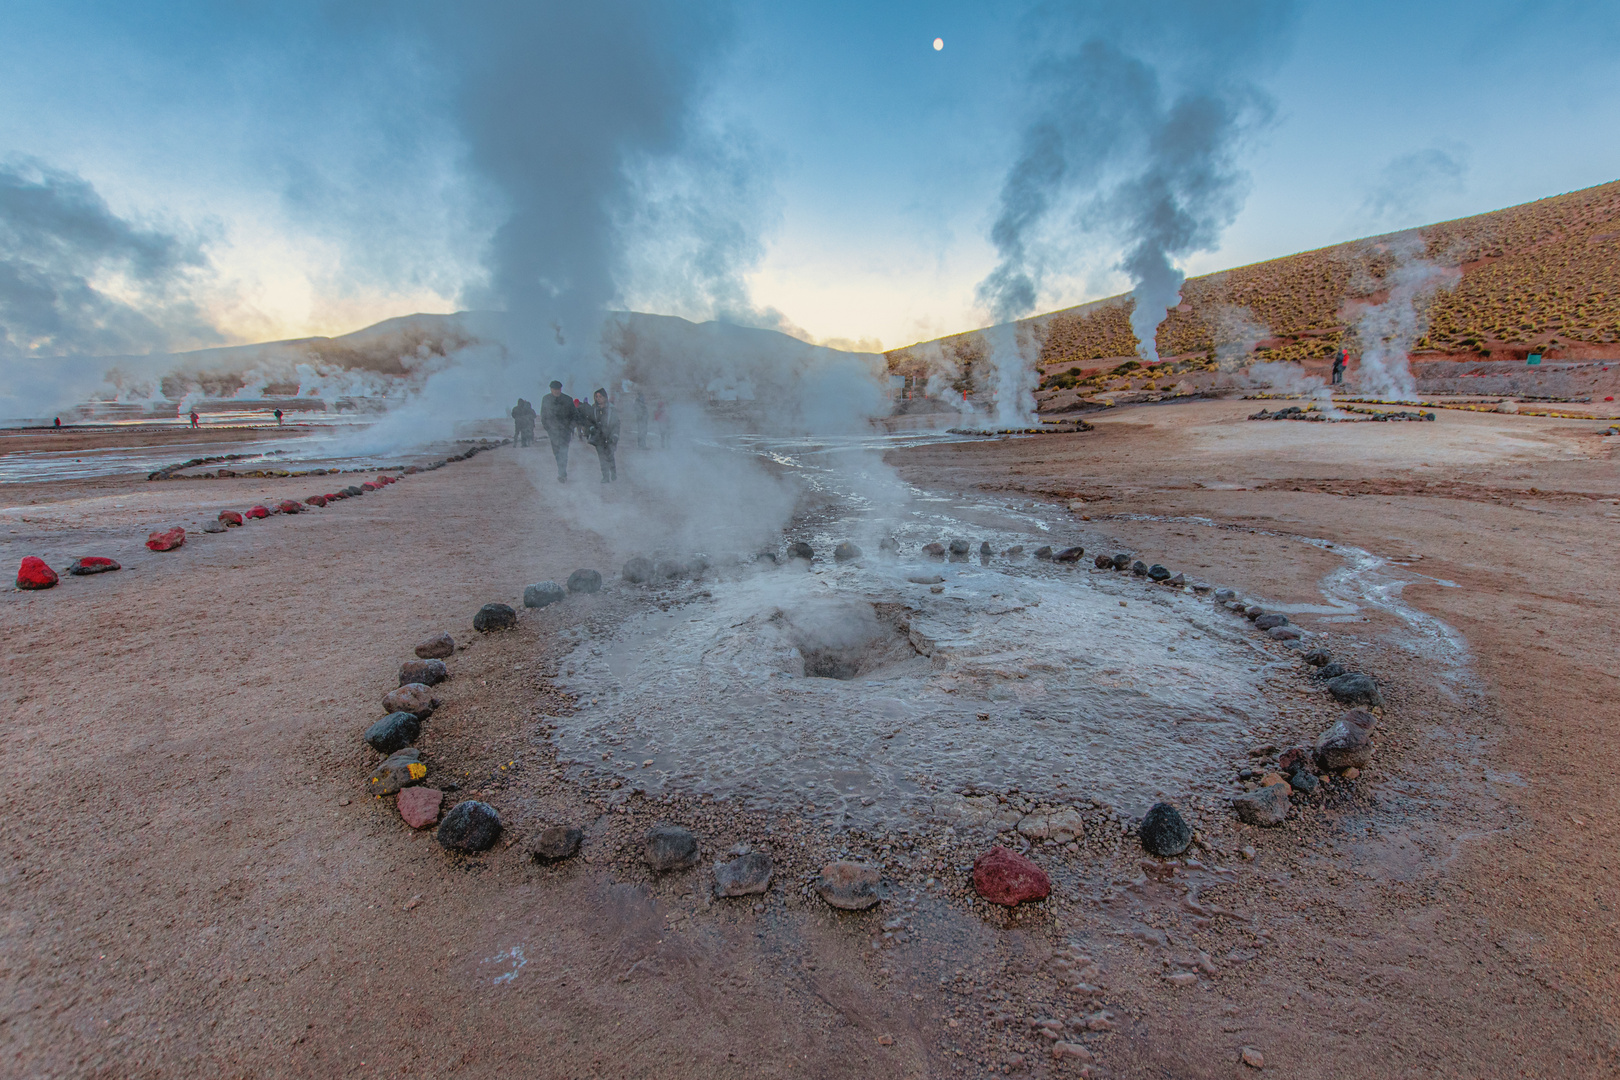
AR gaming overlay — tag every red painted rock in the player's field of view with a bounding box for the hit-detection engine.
[146,526,186,552]
[68,556,120,575]
[277,500,302,514]
[397,786,443,829]
[325,492,344,500]
[972,845,1051,906]
[218,510,244,526]
[17,556,58,589]
[377,475,397,485]
[246,505,270,519]
[304,494,327,507]
[361,482,379,491]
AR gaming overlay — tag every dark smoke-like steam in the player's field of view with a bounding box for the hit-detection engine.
[977,1,1293,361]
[0,160,222,360]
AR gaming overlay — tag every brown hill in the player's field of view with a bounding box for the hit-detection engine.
[888,179,1620,393]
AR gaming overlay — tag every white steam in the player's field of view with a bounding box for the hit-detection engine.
[1351,234,1459,402]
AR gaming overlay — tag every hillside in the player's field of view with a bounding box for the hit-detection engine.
[887,179,1620,394]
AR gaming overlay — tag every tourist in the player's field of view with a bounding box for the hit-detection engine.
[584,387,620,483]
[539,380,577,482]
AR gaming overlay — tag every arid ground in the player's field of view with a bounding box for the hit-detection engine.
[3,401,1617,1079]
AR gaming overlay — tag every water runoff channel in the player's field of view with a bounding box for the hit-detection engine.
[546,427,1458,840]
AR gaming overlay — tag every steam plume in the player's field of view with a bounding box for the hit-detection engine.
[1351,233,1459,401]
[977,2,1292,363]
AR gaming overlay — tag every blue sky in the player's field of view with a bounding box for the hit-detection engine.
[1,0,1617,354]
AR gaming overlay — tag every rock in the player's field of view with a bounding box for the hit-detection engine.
[652,558,688,581]
[1168,573,1186,586]
[1325,672,1383,707]
[972,846,1050,906]
[364,711,421,754]
[305,495,327,508]
[246,505,270,519]
[399,658,448,687]
[67,556,120,576]
[878,536,900,552]
[414,632,454,659]
[437,800,502,852]
[532,825,584,861]
[979,541,993,556]
[368,749,428,795]
[1052,1043,1093,1062]
[16,556,58,589]
[218,510,244,526]
[382,683,436,718]
[1017,807,1084,843]
[1241,1047,1264,1069]
[202,520,226,533]
[1034,546,1054,560]
[1243,605,1264,619]
[473,602,517,632]
[1053,546,1084,563]
[1214,588,1236,602]
[715,852,774,897]
[1139,802,1193,857]
[1253,613,1289,630]
[567,568,603,593]
[1302,647,1332,667]
[398,786,443,829]
[1268,626,1302,641]
[1147,564,1171,581]
[524,581,566,608]
[1132,561,1148,576]
[1314,718,1374,771]
[1259,771,1289,788]
[785,541,814,561]
[1094,553,1114,569]
[1004,545,1025,557]
[1276,746,1311,772]
[342,486,362,497]
[276,500,303,514]
[922,542,946,556]
[644,824,700,871]
[623,556,654,583]
[1340,708,1377,732]
[1288,769,1319,794]
[907,574,945,585]
[1112,553,1132,570]
[146,526,186,552]
[816,860,881,910]
[948,539,971,555]
[834,541,862,562]
[361,482,378,492]
[1342,767,1361,780]
[1316,662,1347,680]
[1232,784,1290,826]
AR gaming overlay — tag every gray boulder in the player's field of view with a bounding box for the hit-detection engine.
[524,581,566,607]
[364,711,420,755]
[1254,613,1289,630]
[531,825,583,861]
[622,556,654,583]
[1147,564,1171,581]
[1139,802,1192,857]
[437,800,502,852]
[1232,783,1290,826]
[715,852,774,897]
[473,603,517,632]
[816,861,881,910]
[1315,719,1373,771]
[1326,672,1383,707]
[644,825,700,871]
[399,658,448,687]
[834,541,862,562]
[567,568,603,593]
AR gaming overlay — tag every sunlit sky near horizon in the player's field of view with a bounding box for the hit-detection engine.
[2,0,1619,355]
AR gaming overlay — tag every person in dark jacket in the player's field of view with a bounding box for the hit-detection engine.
[584,387,620,482]
[511,398,536,446]
[1331,350,1347,385]
[539,381,577,482]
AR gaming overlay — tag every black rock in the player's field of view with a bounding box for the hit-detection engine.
[473,602,517,632]
[1004,545,1025,557]
[878,537,900,552]
[524,581,566,607]
[1288,769,1320,794]
[364,711,421,755]
[1254,613,1289,630]
[531,825,584,861]
[1147,564,1171,581]
[1316,661,1347,679]
[1138,802,1193,857]
[645,824,700,871]
[980,541,994,556]
[948,539,971,555]
[567,568,603,593]
[345,485,364,496]
[399,658,449,687]
[1034,546,1054,560]
[786,541,814,562]
[1302,647,1332,667]
[1054,546,1084,563]
[1112,553,1131,570]
[622,556,654,583]
[1325,672,1383,707]
[1243,605,1265,619]
[1094,553,1114,569]
[1132,561,1148,576]
[834,541,862,562]
[922,542,946,556]
[1214,588,1236,602]
[715,852,774,897]
[1314,717,1374,770]
[437,800,502,852]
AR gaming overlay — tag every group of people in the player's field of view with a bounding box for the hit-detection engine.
[512,382,621,483]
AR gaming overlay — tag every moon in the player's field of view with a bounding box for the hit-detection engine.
[933,37,944,51]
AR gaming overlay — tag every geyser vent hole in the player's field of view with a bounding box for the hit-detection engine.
[786,603,918,681]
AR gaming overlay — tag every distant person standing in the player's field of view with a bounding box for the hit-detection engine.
[539,380,577,482]
[634,391,649,449]
[189,409,200,429]
[654,400,670,449]
[584,388,620,482]
[274,407,284,426]
[1331,350,1347,386]
[511,398,536,446]
[53,416,61,429]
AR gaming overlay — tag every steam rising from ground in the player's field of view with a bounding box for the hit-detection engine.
[976,2,1293,363]
[1351,234,1460,401]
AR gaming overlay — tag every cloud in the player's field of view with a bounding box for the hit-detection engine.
[1359,143,1471,229]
